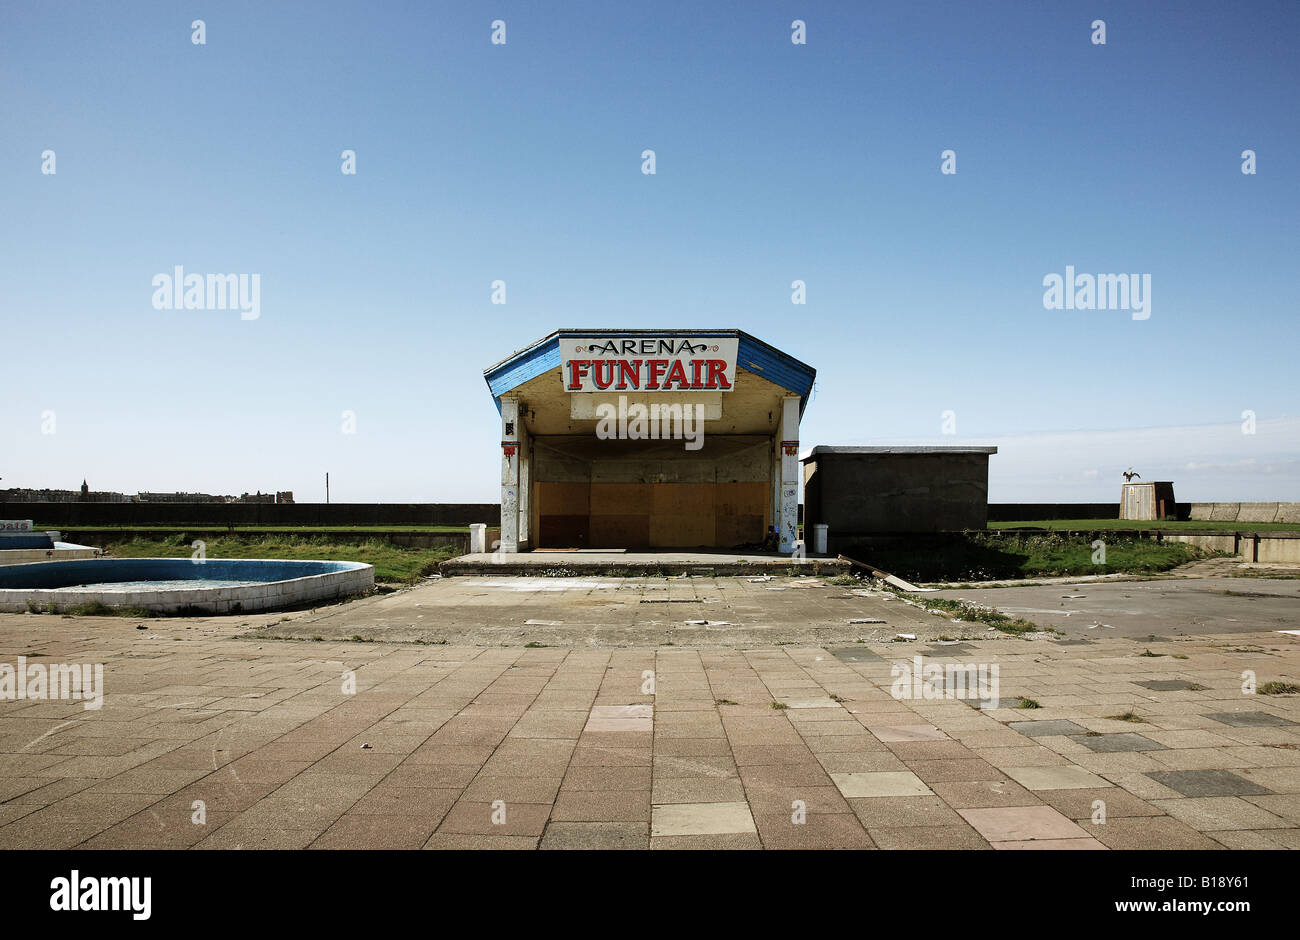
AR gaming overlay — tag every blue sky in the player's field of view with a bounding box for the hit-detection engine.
[2,0,1297,502]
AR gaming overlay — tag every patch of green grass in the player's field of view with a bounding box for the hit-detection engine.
[523,641,548,648]
[349,635,372,643]
[848,531,1207,583]
[61,601,156,618]
[1014,697,1041,709]
[1107,711,1146,722]
[908,595,1048,636]
[1258,681,1300,695]
[715,698,738,706]
[991,519,1300,532]
[770,701,788,710]
[99,533,457,583]
[827,574,859,586]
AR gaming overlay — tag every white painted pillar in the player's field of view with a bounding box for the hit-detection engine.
[500,397,520,553]
[778,395,801,553]
[771,448,781,536]
[518,422,531,549]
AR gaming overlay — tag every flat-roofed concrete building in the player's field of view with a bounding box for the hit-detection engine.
[484,329,815,552]
[802,446,997,550]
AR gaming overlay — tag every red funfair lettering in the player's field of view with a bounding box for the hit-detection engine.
[593,360,615,390]
[646,359,668,389]
[566,360,591,389]
[705,359,732,389]
[664,360,688,389]
[616,359,640,390]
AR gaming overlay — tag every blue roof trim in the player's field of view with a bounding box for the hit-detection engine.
[484,330,816,413]
[485,337,561,402]
[736,334,815,411]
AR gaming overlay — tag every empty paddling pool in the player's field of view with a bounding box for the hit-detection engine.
[0,558,374,614]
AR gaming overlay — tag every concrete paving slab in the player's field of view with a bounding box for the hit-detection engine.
[1067,732,1168,753]
[651,801,757,837]
[1003,765,1110,790]
[958,805,1092,842]
[1145,769,1275,798]
[1205,711,1298,728]
[1005,719,1088,737]
[831,771,932,797]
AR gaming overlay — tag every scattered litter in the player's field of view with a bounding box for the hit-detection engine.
[360,743,372,749]
[524,619,562,626]
[747,576,772,583]
[848,618,885,624]
[895,633,917,641]
[684,619,733,626]
[1062,594,1086,599]
[765,587,786,591]
[135,625,146,630]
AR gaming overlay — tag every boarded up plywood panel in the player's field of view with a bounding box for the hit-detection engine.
[714,481,769,547]
[714,481,768,516]
[652,483,715,516]
[534,471,770,549]
[590,514,650,548]
[715,513,764,546]
[538,514,590,548]
[649,512,716,547]
[537,481,590,515]
[590,483,653,515]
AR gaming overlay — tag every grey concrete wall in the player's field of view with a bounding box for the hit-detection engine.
[1150,531,1300,564]
[56,529,486,551]
[533,436,770,484]
[0,502,499,527]
[1187,502,1300,524]
[804,452,991,538]
[987,503,1116,521]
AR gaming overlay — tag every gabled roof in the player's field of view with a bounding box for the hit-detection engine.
[484,329,816,413]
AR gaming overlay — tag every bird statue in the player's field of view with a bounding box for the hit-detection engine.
[1123,468,1141,482]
